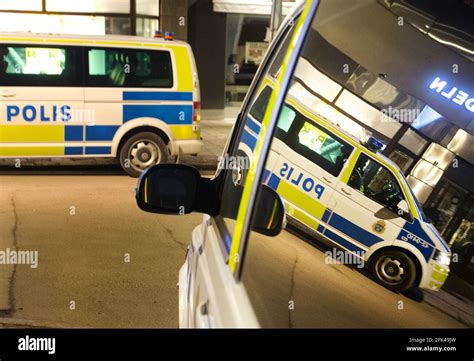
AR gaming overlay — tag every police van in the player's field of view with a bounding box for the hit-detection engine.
[239,78,451,293]
[0,32,202,176]
[135,0,458,328]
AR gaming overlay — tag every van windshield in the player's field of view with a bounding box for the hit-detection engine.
[404,179,430,223]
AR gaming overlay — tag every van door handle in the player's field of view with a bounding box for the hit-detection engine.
[322,176,332,184]
[341,188,352,196]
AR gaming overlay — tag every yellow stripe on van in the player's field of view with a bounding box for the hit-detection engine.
[432,269,449,283]
[340,148,361,184]
[170,125,200,140]
[434,264,449,274]
[0,125,64,142]
[168,45,193,91]
[0,146,63,156]
[285,202,319,230]
[278,180,326,220]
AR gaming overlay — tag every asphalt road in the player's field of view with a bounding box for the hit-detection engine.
[0,174,201,327]
[0,173,466,328]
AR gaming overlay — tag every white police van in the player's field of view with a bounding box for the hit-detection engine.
[240,78,451,292]
[0,32,202,176]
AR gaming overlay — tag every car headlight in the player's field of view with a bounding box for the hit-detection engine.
[433,249,451,266]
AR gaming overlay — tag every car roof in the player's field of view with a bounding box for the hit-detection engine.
[0,32,189,46]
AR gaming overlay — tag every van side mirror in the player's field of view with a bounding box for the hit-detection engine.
[136,164,214,215]
[136,164,286,237]
[252,185,286,237]
[396,200,413,221]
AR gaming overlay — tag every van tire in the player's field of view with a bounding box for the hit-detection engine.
[370,250,416,292]
[119,132,168,177]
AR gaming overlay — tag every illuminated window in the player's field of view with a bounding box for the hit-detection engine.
[0,0,42,11]
[46,0,130,13]
[0,45,80,86]
[5,47,66,75]
[277,105,353,177]
[86,47,173,88]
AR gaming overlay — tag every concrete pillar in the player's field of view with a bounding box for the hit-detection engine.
[188,0,226,118]
[160,0,188,41]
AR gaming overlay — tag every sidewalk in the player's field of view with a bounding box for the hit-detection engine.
[423,274,474,327]
[423,288,474,327]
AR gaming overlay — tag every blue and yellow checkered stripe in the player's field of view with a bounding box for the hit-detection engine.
[0,91,197,156]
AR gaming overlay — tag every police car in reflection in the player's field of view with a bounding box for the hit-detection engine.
[238,79,451,292]
[0,31,202,176]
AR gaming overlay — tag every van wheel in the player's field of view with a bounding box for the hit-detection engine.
[370,250,416,292]
[119,132,168,177]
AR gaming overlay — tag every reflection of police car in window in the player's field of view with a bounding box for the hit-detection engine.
[240,81,451,292]
[0,32,202,176]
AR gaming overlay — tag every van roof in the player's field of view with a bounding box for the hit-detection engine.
[0,32,189,47]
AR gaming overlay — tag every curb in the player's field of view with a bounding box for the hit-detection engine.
[423,291,474,327]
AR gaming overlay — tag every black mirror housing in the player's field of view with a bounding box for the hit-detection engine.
[252,185,286,237]
[136,164,216,215]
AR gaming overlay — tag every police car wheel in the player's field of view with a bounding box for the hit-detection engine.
[119,132,168,177]
[371,250,416,292]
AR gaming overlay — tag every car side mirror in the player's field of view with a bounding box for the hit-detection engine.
[135,164,215,215]
[252,185,286,237]
[395,200,413,221]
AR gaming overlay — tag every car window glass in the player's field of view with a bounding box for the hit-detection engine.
[86,47,173,88]
[0,45,80,86]
[217,20,297,247]
[238,3,454,328]
[348,153,405,208]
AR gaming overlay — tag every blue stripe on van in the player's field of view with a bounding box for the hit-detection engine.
[65,146,83,155]
[85,146,111,155]
[241,128,257,151]
[64,126,83,141]
[397,218,436,261]
[323,228,366,255]
[268,173,281,190]
[246,116,262,135]
[400,218,435,247]
[86,125,120,141]
[123,91,193,101]
[262,169,271,183]
[123,105,193,125]
[321,208,332,223]
[328,212,383,248]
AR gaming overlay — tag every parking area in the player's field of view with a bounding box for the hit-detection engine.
[0,173,469,328]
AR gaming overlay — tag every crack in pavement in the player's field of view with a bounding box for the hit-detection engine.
[162,224,187,251]
[288,252,298,329]
[0,194,18,317]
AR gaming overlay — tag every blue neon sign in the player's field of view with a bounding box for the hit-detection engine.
[429,77,474,113]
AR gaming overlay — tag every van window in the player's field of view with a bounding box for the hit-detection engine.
[249,86,272,122]
[348,153,405,209]
[0,45,80,86]
[249,87,297,134]
[86,48,173,88]
[278,107,353,177]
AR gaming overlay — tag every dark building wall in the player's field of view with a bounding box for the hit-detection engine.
[188,0,226,116]
[161,0,188,41]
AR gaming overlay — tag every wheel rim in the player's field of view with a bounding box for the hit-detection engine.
[128,140,161,172]
[375,256,405,284]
